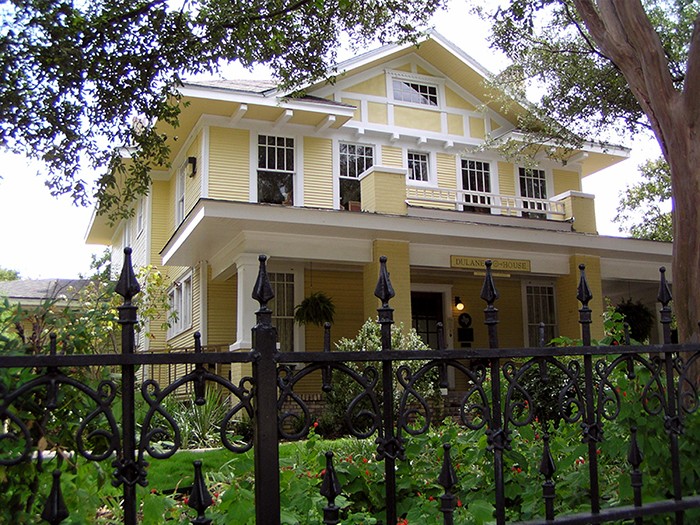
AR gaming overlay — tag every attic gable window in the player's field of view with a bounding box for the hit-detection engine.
[392,79,438,106]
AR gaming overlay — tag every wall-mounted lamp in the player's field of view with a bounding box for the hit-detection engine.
[455,296,465,311]
[187,156,197,178]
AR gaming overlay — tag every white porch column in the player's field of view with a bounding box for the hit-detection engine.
[229,253,261,351]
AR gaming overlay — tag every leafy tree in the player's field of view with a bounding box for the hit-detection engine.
[0,0,444,222]
[614,157,672,241]
[478,0,700,343]
[0,267,19,281]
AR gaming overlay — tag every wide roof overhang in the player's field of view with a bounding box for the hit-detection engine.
[161,199,671,283]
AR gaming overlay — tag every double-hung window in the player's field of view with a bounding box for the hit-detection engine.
[519,167,548,219]
[258,135,295,205]
[268,272,295,352]
[392,79,439,106]
[524,282,557,346]
[461,159,492,213]
[168,273,192,338]
[339,142,373,210]
[408,151,430,183]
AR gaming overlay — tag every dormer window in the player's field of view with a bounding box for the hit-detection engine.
[392,79,438,106]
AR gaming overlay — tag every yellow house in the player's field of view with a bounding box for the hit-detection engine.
[86,32,671,388]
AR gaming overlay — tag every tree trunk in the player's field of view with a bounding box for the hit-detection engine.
[571,1,700,347]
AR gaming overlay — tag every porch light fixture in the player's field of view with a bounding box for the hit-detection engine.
[187,156,197,178]
[455,296,465,311]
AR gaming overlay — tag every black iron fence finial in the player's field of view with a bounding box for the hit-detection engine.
[115,247,141,304]
[188,460,213,525]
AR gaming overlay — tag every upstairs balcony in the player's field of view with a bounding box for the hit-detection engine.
[355,166,597,234]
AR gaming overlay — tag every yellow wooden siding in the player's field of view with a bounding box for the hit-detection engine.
[209,127,250,201]
[150,181,172,264]
[498,162,515,196]
[295,269,366,393]
[381,146,403,168]
[207,271,237,383]
[557,255,604,340]
[340,98,361,121]
[364,240,411,328]
[345,74,387,96]
[394,63,412,72]
[360,169,407,215]
[436,153,457,189]
[469,117,486,140]
[445,87,476,110]
[394,107,441,132]
[447,113,464,136]
[367,102,388,124]
[553,168,582,195]
[184,134,202,215]
[303,137,334,208]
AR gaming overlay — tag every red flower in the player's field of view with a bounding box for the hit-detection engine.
[457,499,463,507]
[365,469,370,476]
[313,421,319,428]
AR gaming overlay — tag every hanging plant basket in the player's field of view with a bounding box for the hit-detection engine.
[294,291,336,326]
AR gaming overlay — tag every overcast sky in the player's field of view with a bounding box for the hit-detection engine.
[0,3,661,279]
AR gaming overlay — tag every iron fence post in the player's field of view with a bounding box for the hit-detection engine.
[577,264,601,515]
[251,255,281,524]
[114,248,141,525]
[658,267,683,524]
[375,256,399,525]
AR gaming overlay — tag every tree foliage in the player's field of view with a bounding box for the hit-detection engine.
[614,157,672,242]
[479,0,697,144]
[0,0,445,221]
[0,267,20,281]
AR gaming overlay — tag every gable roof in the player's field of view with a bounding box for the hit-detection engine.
[0,279,93,304]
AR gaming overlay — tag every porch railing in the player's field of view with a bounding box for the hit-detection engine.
[0,249,699,525]
[406,186,567,218]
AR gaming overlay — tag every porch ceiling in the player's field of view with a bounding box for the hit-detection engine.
[160,199,672,280]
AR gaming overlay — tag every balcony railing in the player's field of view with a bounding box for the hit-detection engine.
[406,187,567,219]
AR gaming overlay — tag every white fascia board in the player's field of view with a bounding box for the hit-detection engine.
[426,30,496,80]
[493,129,631,158]
[161,207,206,265]
[180,84,356,118]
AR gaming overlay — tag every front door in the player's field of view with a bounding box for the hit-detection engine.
[411,291,444,349]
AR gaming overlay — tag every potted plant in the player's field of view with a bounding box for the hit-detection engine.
[293,291,335,326]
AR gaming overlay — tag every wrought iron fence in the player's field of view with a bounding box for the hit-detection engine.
[1,248,699,524]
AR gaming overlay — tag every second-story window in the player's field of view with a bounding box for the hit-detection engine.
[408,151,430,183]
[392,79,439,106]
[175,160,186,224]
[519,167,548,219]
[461,159,492,213]
[339,142,373,210]
[258,135,294,205]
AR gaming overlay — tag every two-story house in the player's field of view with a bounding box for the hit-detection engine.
[86,32,672,390]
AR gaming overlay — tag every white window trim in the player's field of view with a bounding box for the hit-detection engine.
[266,261,304,353]
[516,166,554,217]
[406,149,434,185]
[136,197,145,238]
[175,160,187,225]
[521,279,558,347]
[251,132,301,206]
[167,271,193,339]
[387,70,445,110]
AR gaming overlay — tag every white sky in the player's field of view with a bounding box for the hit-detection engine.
[0,3,661,279]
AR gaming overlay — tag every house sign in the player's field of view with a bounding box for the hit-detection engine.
[450,256,531,273]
